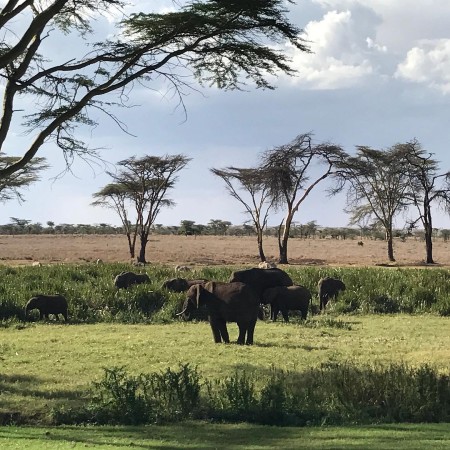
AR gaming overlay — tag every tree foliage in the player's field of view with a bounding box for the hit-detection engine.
[0,153,48,203]
[0,0,309,179]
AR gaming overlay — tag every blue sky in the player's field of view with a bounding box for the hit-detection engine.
[3,0,450,229]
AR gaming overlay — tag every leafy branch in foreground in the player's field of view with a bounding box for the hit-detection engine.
[0,0,310,179]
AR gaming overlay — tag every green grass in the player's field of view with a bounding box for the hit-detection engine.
[1,316,449,424]
[1,423,450,449]
[1,264,450,445]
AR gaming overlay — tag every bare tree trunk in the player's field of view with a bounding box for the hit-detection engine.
[126,233,135,258]
[257,227,266,262]
[424,221,434,264]
[137,232,149,263]
[423,202,434,264]
[277,212,294,264]
[385,227,395,262]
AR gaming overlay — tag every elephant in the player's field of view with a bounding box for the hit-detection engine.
[114,271,150,289]
[262,285,311,322]
[178,281,259,345]
[228,267,293,300]
[25,294,68,321]
[162,277,208,293]
[318,277,346,311]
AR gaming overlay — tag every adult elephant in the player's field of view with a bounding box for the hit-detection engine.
[262,285,311,322]
[25,294,68,321]
[161,277,208,293]
[228,267,293,299]
[318,277,346,311]
[177,281,259,345]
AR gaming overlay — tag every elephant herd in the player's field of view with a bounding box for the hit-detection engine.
[23,267,346,346]
[175,268,346,345]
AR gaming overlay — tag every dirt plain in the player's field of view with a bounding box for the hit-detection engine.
[1,233,450,268]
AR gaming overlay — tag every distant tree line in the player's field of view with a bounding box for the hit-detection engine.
[2,216,449,244]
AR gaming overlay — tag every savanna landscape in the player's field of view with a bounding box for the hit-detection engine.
[1,233,450,449]
[3,0,450,448]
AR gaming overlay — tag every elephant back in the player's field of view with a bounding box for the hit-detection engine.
[229,267,293,297]
[114,271,150,289]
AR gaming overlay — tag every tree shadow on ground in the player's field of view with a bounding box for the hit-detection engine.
[2,423,449,450]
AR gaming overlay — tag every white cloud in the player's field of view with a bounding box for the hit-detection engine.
[395,39,450,94]
[287,10,380,89]
[366,37,387,53]
[311,0,450,52]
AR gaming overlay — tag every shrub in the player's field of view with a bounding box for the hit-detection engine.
[53,362,450,427]
[53,364,202,425]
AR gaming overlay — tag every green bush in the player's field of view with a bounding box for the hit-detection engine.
[53,361,450,427]
[54,364,202,425]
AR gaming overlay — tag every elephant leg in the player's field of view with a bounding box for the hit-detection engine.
[236,322,247,345]
[39,311,44,320]
[281,309,289,322]
[209,319,222,343]
[301,309,308,320]
[245,318,257,345]
[217,319,230,343]
[271,306,279,321]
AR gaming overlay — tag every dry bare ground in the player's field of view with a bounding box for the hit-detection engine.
[1,234,450,268]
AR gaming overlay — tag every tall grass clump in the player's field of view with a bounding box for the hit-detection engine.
[54,364,201,425]
[290,267,450,316]
[53,361,450,427]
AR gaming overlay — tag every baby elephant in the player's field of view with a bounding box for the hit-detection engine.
[162,278,208,293]
[25,294,68,321]
[262,285,311,322]
[318,277,346,311]
[114,271,150,289]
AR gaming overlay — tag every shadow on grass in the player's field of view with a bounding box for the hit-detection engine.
[253,341,329,351]
[0,373,83,424]
[1,422,450,450]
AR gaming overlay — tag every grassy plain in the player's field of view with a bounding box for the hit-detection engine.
[1,316,449,423]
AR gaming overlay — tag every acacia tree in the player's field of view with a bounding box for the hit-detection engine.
[211,166,275,262]
[398,139,450,264]
[91,182,136,257]
[0,1,310,181]
[340,145,410,262]
[207,219,232,236]
[261,133,347,264]
[92,154,190,263]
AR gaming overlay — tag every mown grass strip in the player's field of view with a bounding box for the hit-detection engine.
[1,423,450,450]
